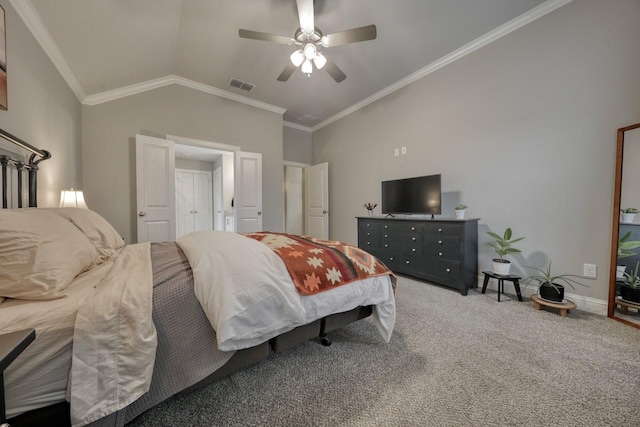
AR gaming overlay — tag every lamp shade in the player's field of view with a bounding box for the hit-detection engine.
[60,188,88,208]
[313,52,327,70]
[301,59,313,74]
[290,49,305,67]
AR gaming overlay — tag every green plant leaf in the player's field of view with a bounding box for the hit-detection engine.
[504,228,512,240]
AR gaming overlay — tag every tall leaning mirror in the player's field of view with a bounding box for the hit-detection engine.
[609,122,640,328]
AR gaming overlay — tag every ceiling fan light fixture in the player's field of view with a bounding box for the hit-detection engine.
[320,35,329,47]
[303,43,317,60]
[301,59,313,74]
[290,49,305,67]
[313,52,327,70]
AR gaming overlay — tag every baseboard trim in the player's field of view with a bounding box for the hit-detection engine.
[478,277,608,316]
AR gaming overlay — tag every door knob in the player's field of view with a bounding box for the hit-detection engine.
[257,211,262,215]
[323,210,327,214]
[138,212,146,217]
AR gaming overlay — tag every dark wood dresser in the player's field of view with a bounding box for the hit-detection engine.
[357,217,479,295]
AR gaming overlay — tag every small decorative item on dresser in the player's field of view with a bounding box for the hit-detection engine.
[454,204,467,219]
[363,202,377,217]
[621,207,638,223]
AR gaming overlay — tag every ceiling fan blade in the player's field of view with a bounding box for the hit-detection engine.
[323,25,377,47]
[324,60,346,83]
[277,64,297,82]
[239,29,293,45]
[296,0,315,35]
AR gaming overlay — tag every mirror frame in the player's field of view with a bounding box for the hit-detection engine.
[609,122,640,328]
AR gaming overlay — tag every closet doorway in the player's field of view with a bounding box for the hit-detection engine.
[175,169,212,239]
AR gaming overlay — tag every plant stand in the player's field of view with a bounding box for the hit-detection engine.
[615,296,640,315]
[481,271,522,302]
[531,294,576,317]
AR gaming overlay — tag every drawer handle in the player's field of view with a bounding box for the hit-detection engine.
[446,268,451,273]
[367,242,371,245]
[384,244,389,248]
[390,257,394,261]
[385,234,388,238]
[438,228,442,232]
[367,232,371,236]
[412,248,416,252]
[439,252,443,256]
[438,240,443,244]
[384,225,388,229]
[411,227,415,231]
[412,237,416,241]
[406,260,410,264]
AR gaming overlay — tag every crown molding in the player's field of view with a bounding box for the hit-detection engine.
[82,74,286,114]
[283,121,312,132]
[9,0,86,100]
[311,0,574,132]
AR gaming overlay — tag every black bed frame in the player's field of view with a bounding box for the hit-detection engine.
[0,130,377,426]
[0,127,51,209]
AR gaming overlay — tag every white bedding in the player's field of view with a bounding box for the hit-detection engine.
[0,244,156,427]
[0,256,116,418]
[177,231,396,352]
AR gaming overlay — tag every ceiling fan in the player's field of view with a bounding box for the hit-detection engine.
[238,0,377,83]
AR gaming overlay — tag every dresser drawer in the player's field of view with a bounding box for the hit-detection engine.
[379,222,422,234]
[358,220,381,232]
[358,233,380,250]
[424,236,461,260]
[424,259,461,285]
[368,249,423,275]
[423,223,463,237]
[380,232,422,253]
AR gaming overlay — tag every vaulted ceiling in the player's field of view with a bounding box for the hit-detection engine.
[18,0,561,130]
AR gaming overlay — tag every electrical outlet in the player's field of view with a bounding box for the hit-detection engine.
[401,146,407,155]
[583,263,597,279]
[394,148,399,157]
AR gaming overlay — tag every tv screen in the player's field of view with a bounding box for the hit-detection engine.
[381,174,441,215]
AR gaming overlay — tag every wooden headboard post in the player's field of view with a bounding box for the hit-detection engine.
[0,128,51,208]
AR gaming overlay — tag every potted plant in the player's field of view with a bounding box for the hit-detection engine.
[454,204,467,219]
[621,208,639,223]
[487,227,524,275]
[363,202,377,217]
[523,261,588,302]
[620,261,640,303]
[617,231,640,279]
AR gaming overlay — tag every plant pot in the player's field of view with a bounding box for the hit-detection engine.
[539,283,564,302]
[617,265,626,279]
[455,209,465,219]
[492,259,511,275]
[367,210,374,217]
[620,285,640,303]
[621,213,636,223]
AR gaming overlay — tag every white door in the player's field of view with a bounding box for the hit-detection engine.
[213,167,223,230]
[305,162,329,239]
[284,165,304,235]
[175,169,212,238]
[175,170,195,238]
[234,151,262,232]
[136,135,176,243]
[193,171,213,232]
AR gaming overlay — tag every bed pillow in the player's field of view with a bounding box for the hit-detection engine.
[0,209,98,300]
[42,207,125,263]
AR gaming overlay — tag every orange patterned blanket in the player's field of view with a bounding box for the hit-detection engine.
[242,232,396,296]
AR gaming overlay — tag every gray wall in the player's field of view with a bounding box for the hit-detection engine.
[0,1,81,206]
[312,0,640,301]
[283,125,312,164]
[81,84,284,242]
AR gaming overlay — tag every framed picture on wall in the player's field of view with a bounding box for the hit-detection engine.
[0,5,6,111]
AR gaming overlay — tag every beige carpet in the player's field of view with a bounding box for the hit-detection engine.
[130,276,640,426]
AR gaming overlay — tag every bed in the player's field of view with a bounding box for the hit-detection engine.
[0,131,396,427]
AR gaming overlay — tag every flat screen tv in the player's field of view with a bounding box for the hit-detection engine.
[381,174,441,216]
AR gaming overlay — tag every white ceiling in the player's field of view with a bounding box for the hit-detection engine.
[20,0,561,129]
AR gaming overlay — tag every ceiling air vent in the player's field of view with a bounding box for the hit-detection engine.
[228,78,255,92]
[298,114,319,124]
